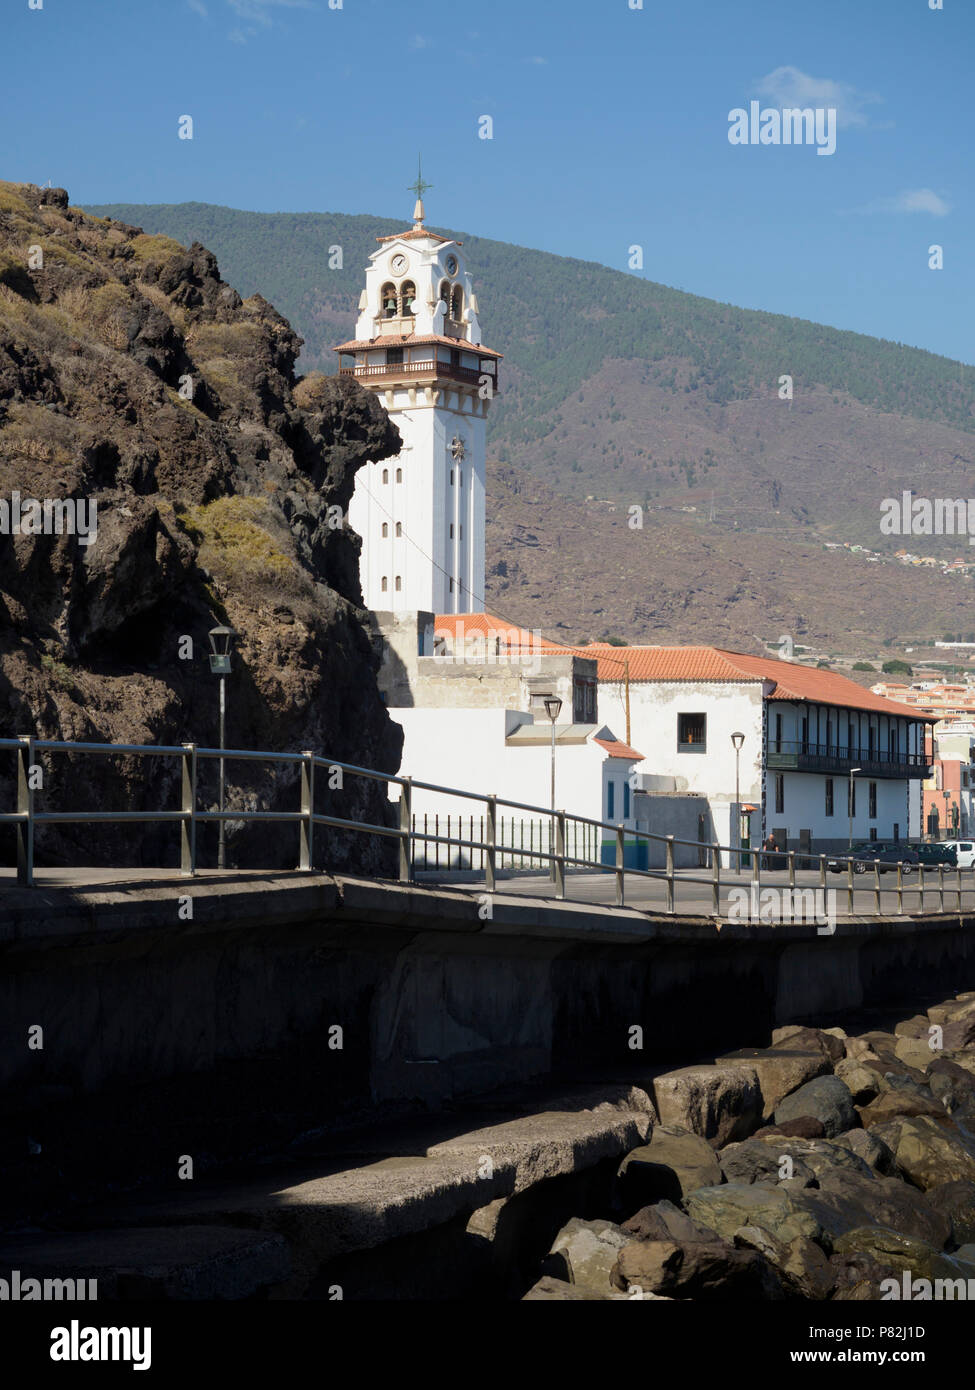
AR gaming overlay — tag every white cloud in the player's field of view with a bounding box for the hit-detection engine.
[752,65,883,129]
[849,188,952,217]
[187,0,208,16]
[225,0,313,40]
[409,35,430,50]
[525,56,548,65]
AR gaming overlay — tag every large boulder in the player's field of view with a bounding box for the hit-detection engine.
[716,1048,830,1120]
[858,1078,946,1127]
[870,1116,975,1191]
[896,1015,934,1040]
[771,1026,845,1065]
[926,1180,975,1247]
[622,1199,720,1244]
[774,1075,857,1138]
[722,1135,871,1186]
[541,1218,630,1293]
[733,1225,833,1300]
[684,1183,822,1247]
[611,1237,783,1300]
[652,1064,761,1148]
[718,1140,817,1188]
[796,1169,950,1251]
[894,1035,941,1072]
[616,1126,722,1209]
[833,1128,899,1176]
[829,1248,901,1300]
[832,1227,975,1284]
[835,1058,882,1106]
[928,1058,975,1115]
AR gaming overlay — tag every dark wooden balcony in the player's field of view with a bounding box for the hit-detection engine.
[765,739,931,780]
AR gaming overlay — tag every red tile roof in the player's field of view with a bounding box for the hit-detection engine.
[593,736,644,761]
[431,619,934,720]
[333,333,502,359]
[576,644,935,719]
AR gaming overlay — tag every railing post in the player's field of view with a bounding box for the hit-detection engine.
[818,853,826,891]
[180,742,197,877]
[399,776,412,883]
[555,811,566,899]
[298,751,314,872]
[847,857,854,918]
[787,849,796,916]
[938,863,945,914]
[918,861,925,913]
[615,822,625,907]
[896,860,903,915]
[957,861,963,913]
[712,840,720,916]
[666,834,675,915]
[485,795,497,894]
[16,734,34,887]
[873,859,881,916]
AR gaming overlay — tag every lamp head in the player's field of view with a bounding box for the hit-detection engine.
[543,696,563,724]
[731,731,745,751]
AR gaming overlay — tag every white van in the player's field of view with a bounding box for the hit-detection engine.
[944,840,975,869]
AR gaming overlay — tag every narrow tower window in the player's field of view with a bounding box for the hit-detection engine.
[382,468,389,484]
[395,522,402,537]
[396,467,402,483]
[381,576,388,592]
[401,281,417,316]
[382,523,388,538]
[395,576,402,592]
[380,283,397,318]
[450,284,463,320]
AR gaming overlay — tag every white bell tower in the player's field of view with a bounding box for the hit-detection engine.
[336,173,501,615]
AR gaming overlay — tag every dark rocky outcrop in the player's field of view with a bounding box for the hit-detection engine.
[0,181,402,873]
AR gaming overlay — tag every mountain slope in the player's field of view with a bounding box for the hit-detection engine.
[83,200,975,653]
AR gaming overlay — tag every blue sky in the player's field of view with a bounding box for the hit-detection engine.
[3,0,970,362]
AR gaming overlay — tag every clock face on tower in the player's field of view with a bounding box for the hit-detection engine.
[390,253,408,274]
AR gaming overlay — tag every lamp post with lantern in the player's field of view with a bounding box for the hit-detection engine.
[731,731,745,874]
[544,696,563,881]
[208,626,236,870]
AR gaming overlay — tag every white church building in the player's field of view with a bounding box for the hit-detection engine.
[335,183,500,615]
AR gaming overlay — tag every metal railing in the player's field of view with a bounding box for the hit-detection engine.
[2,735,973,921]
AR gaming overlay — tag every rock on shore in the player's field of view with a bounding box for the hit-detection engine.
[524,994,975,1300]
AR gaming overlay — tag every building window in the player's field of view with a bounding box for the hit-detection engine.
[381,576,388,593]
[623,781,631,818]
[825,778,834,817]
[386,347,403,366]
[869,781,877,818]
[893,822,900,843]
[439,279,451,311]
[451,283,463,320]
[869,827,878,841]
[382,468,389,484]
[380,282,397,318]
[677,713,706,751]
[395,576,402,592]
[381,522,388,538]
[449,523,454,538]
[774,712,782,753]
[607,781,615,819]
[396,468,402,483]
[460,524,463,538]
[395,522,402,537]
[450,470,454,486]
[775,774,784,815]
[449,578,454,592]
[401,280,417,316]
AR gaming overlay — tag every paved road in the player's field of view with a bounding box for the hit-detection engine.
[428,866,975,920]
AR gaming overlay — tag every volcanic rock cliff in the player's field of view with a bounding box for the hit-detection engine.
[0,181,402,872]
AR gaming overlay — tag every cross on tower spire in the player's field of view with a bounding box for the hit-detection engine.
[408,156,432,229]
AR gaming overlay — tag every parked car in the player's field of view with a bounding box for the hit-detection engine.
[941,840,974,869]
[913,842,958,868]
[827,843,919,874]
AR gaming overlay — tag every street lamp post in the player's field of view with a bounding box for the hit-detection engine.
[544,696,563,882]
[848,767,861,850]
[208,626,236,870]
[731,731,745,874]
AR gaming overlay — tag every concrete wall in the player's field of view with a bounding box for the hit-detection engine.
[634,793,713,868]
[5,875,975,1217]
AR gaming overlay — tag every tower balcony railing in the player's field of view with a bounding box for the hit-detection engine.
[339,359,497,390]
